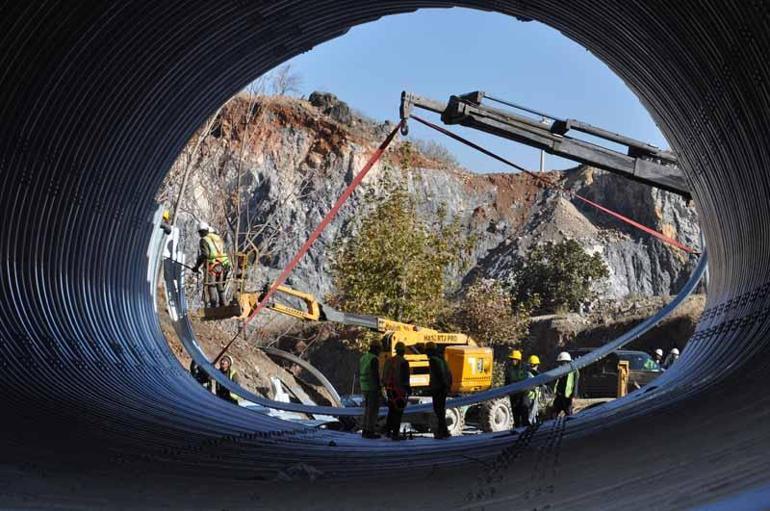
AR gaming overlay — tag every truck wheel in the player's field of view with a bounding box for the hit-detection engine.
[479,398,513,432]
[446,408,465,436]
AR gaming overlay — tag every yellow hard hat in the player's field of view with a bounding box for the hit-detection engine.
[528,355,540,366]
[508,349,522,361]
[162,210,170,222]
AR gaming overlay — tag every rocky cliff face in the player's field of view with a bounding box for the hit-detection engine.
[169,93,700,307]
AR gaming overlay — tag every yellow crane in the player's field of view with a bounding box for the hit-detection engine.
[250,285,514,434]
[258,285,494,394]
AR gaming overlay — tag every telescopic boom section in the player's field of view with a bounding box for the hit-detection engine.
[400,90,690,198]
[265,286,476,345]
[265,286,420,333]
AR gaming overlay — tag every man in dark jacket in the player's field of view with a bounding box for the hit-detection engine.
[383,341,411,440]
[426,342,453,439]
[359,340,382,439]
[189,360,212,391]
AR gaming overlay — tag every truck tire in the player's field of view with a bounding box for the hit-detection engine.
[446,407,465,436]
[415,409,464,436]
[478,398,513,432]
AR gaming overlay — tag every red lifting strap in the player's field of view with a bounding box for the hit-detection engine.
[410,114,699,255]
[240,119,406,330]
[572,194,698,254]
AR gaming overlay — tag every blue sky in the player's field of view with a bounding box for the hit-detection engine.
[270,7,668,173]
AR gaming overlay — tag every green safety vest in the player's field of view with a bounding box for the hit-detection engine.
[216,369,239,402]
[526,370,540,402]
[555,371,577,398]
[506,363,528,385]
[204,233,230,267]
[359,352,378,392]
[508,364,538,401]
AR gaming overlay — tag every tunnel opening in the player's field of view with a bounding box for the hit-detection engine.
[1,1,769,509]
[156,8,702,432]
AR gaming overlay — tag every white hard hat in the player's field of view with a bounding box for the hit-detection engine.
[557,351,572,362]
[671,348,680,355]
[197,221,210,232]
[654,348,664,357]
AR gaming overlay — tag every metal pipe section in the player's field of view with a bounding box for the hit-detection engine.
[1,1,769,509]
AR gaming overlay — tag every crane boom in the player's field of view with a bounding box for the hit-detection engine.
[400,90,690,198]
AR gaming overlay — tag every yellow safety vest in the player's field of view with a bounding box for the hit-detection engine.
[203,233,230,268]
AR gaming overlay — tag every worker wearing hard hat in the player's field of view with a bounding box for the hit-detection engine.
[505,349,529,428]
[214,355,240,405]
[192,221,231,308]
[551,351,579,419]
[359,340,382,439]
[524,355,541,426]
[663,348,680,370]
[382,341,411,441]
[426,342,452,439]
[644,348,665,370]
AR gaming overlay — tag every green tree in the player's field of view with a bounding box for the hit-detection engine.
[449,278,533,347]
[510,239,609,314]
[330,177,472,349]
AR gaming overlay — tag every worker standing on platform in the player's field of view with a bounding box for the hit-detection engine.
[359,340,382,439]
[551,352,578,419]
[215,355,240,405]
[383,341,411,441]
[426,342,452,439]
[192,221,231,308]
[505,349,529,427]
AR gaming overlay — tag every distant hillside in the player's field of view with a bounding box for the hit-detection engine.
[162,92,701,318]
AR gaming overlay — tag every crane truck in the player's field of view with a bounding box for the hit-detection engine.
[255,285,515,435]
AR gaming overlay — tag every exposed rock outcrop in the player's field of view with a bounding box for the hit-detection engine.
[169,92,700,310]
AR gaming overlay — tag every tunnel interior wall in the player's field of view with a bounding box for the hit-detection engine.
[1,1,770,509]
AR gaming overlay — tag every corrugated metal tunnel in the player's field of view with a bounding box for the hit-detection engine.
[1,1,769,509]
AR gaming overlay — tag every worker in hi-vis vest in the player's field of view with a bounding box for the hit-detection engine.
[192,221,231,308]
[359,340,382,439]
[551,351,579,419]
[214,355,240,405]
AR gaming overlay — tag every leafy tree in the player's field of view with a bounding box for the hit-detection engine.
[510,239,609,314]
[448,278,533,347]
[330,175,472,349]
